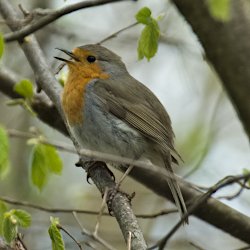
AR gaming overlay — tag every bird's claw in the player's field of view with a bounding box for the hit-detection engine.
[75,159,115,184]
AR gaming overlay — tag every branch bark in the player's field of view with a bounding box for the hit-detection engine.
[3,0,127,42]
[172,0,250,139]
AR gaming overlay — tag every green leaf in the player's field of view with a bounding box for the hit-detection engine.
[14,79,34,99]
[13,210,31,228]
[135,7,152,24]
[48,217,65,250]
[31,143,63,191]
[43,144,63,174]
[207,0,231,21]
[0,126,10,179]
[0,33,4,59]
[31,144,49,191]
[137,19,160,61]
[0,201,8,236]
[0,202,7,216]
[2,213,17,243]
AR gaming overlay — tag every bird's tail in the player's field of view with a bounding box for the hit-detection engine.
[163,155,188,224]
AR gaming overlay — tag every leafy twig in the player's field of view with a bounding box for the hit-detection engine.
[98,22,138,44]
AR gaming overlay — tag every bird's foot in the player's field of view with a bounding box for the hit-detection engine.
[75,159,115,184]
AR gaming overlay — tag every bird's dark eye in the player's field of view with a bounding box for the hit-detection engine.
[87,55,96,63]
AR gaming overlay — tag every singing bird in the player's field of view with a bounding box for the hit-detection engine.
[55,44,187,220]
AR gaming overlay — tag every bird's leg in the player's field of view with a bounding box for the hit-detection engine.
[75,159,115,184]
[75,159,135,215]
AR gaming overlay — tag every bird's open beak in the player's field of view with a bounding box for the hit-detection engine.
[54,48,79,62]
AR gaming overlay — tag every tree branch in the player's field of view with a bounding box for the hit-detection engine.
[171,0,250,139]
[3,0,128,43]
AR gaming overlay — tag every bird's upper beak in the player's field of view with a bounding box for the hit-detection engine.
[54,48,79,62]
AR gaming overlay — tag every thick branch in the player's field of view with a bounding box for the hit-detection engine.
[86,162,147,249]
[172,0,250,139]
[4,0,126,42]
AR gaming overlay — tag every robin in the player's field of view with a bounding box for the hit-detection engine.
[55,44,187,220]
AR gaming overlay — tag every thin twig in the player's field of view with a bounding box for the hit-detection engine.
[116,165,134,189]
[0,195,177,219]
[73,211,117,250]
[127,231,132,250]
[98,22,138,44]
[0,196,106,215]
[217,182,246,200]
[149,174,250,250]
[16,234,28,250]
[94,188,108,236]
[4,0,128,42]
[58,224,83,250]
[189,241,205,250]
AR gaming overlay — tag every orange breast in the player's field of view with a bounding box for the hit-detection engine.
[62,74,90,126]
[62,63,109,126]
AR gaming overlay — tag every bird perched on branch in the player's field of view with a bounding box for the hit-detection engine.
[55,44,187,221]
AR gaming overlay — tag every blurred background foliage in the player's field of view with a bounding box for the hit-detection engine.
[0,0,250,249]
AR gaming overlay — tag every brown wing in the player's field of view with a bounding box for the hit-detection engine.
[92,78,182,162]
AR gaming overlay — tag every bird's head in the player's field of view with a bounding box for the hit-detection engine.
[55,44,127,80]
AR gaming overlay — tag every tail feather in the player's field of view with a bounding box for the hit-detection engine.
[163,155,188,223]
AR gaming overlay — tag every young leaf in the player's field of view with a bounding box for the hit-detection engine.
[31,144,49,191]
[136,7,160,61]
[30,143,63,191]
[2,213,17,243]
[135,6,151,24]
[0,33,4,59]
[137,20,160,61]
[13,210,31,228]
[42,144,63,174]
[0,201,8,236]
[0,126,10,179]
[48,217,65,250]
[0,202,7,216]
[14,79,34,99]
[207,0,231,21]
